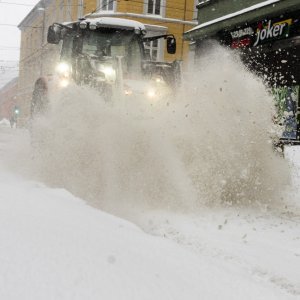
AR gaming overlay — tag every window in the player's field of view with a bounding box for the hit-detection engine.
[59,0,64,22]
[193,0,198,20]
[26,36,29,57]
[61,35,74,62]
[98,0,114,11]
[147,0,162,15]
[65,0,72,21]
[143,25,166,61]
[77,0,84,18]
[144,39,159,61]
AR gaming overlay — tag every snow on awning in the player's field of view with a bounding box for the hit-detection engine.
[184,0,281,40]
[187,0,280,33]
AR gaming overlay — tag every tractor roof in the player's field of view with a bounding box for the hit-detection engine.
[77,17,146,31]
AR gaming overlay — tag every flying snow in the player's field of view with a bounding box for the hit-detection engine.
[9,45,288,220]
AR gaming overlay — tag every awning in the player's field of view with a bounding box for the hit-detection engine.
[184,0,300,40]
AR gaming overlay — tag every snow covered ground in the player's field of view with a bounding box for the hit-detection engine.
[0,126,299,299]
[1,47,300,299]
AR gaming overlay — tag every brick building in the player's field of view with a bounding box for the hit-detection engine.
[0,77,18,121]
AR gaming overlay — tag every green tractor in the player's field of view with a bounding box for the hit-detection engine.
[31,16,181,117]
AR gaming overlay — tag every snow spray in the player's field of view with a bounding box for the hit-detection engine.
[28,44,290,216]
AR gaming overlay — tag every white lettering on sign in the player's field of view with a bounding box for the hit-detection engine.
[230,27,254,39]
[253,19,292,46]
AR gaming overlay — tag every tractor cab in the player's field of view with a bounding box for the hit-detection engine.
[47,17,179,98]
[31,16,180,117]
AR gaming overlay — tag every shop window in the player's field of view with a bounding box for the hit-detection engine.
[273,86,299,140]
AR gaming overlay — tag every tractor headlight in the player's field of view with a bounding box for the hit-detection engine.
[60,78,70,87]
[124,88,133,96]
[79,22,87,29]
[147,88,157,99]
[146,76,166,99]
[152,75,165,84]
[56,62,71,76]
[56,62,71,87]
[89,23,97,30]
[99,65,116,82]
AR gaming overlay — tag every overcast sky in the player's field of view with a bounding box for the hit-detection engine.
[0,0,38,88]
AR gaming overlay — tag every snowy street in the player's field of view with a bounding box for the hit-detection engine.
[1,0,300,298]
[0,125,300,299]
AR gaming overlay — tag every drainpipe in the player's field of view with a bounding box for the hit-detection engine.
[37,0,46,76]
[181,0,187,60]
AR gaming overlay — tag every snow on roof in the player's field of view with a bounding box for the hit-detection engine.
[83,17,146,31]
[186,0,281,34]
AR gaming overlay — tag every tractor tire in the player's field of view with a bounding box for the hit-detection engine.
[31,78,48,119]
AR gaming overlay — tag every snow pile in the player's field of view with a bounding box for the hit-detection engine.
[284,146,300,208]
[1,169,295,300]
[1,127,299,299]
[0,118,10,127]
[0,44,299,300]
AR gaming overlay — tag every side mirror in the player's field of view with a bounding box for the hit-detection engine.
[167,37,176,54]
[47,24,61,44]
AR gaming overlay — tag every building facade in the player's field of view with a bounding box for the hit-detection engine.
[18,0,80,123]
[0,77,18,121]
[82,0,197,62]
[17,0,198,122]
[184,0,300,143]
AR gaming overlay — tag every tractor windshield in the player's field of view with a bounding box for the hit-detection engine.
[72,29,143,74]
[60,28,144,77]
[82,29,143,75]
[82,29,134,57]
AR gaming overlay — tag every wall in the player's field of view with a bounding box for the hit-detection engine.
[0,78,18,120]
[83,0,197,63]
[18,0,79,122]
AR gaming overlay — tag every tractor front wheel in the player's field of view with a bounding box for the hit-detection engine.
[31,78,48,119]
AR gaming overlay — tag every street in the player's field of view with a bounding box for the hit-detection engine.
[0,125,299,299]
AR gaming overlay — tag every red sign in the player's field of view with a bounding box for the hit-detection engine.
[231,37,252,49]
